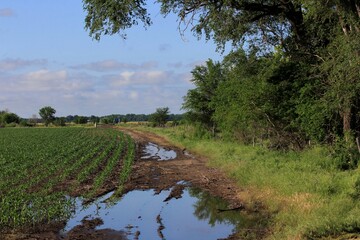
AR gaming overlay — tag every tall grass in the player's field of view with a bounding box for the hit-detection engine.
[136,125,360,239]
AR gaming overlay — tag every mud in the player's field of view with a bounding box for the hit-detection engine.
[2,127,270,240]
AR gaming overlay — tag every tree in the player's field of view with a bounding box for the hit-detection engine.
[74,116,88,124]
[2,112,20,124]
[182,59,224,133]
[101,118,109,124]
[39,106,56,127]
[29,114,38,126]
[149,107,170,127]
[83,0,306,51]
[53,117,66,127]
[89,115,100,124]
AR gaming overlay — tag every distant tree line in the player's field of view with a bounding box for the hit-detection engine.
[0,107,183,128]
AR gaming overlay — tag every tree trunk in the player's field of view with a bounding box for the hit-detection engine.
[342,107,352,142]
[356,137,360,154]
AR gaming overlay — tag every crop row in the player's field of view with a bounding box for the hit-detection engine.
[0,127,136,231]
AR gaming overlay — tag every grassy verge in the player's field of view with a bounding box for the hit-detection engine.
[128,124,360,239]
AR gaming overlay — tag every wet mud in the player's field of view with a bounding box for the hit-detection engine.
[2,127,270,240]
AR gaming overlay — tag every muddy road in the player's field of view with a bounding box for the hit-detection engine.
[2,127,269,240]
[121,127,245,205]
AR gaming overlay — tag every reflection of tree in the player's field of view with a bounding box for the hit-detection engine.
[189,187,268,237]
[189,188,243,227]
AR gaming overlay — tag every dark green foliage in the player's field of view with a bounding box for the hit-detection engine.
[83,0,151,40]
[212,50,268,142]
[101,118,109,124]
[53,117,66,127]
[74,116,88,124]
[352,176,360,199]
[182,59,224,133]
[332,137,360,170]
[39,106,56,127]
[1,112,20,124]
[89,115,100,124]
[83,0,306,51]
[19,120,33,127]
[149,107,170,127]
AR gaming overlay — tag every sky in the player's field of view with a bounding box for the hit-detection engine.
[0,0,226,118]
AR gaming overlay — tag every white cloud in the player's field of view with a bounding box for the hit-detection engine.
[71,60,158,72]
[0,8,15,17]
[0,58,47,71]
[109,70,172,86]
[0,64,192,117]
[1,69,93,93]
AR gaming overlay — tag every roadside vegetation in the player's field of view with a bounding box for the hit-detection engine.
[133,124,360,239]
[0,127,135,232]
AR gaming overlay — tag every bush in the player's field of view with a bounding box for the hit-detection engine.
[5,123,17,128]
[53,118,66,127]
[332,137,359,170]
[19,120,32,127]
[352,176,360,199]
[2,112,20,124]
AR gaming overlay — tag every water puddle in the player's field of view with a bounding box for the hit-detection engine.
[141,142,177,161]
[63,184,247,240]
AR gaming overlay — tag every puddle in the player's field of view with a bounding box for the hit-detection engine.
[63,185,246,240]
[141,142,177,161]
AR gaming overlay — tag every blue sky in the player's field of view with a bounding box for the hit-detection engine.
[0,0,225,118]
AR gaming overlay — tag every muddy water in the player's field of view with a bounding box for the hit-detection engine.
[141,142,177,161]
[63,185,243,240]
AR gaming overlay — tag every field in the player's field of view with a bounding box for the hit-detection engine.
[0,127,135,232]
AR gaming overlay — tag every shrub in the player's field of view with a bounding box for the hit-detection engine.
[332,137,359,170]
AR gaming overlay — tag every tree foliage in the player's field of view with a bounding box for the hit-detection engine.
[1,112,20,125]
[39,106,56,127]
[150,107,170,127]
[182,59,224,132]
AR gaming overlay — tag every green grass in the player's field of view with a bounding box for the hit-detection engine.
[134,125,360,239]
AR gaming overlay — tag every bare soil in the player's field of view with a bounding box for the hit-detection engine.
[2,127,270,240]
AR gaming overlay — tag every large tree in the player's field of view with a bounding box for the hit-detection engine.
[149,107,170,127]
[39,106,56,127]
[182,59,224,134]
[83,0,306,50]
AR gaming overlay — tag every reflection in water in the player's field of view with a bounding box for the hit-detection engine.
[190,188,269,239]
[141,142,177,161]
[63,184,265,239]
[190,188,241,226]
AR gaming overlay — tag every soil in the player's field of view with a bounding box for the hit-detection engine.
[2,127,270,240]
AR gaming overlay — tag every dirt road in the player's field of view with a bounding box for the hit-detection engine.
[120,127,245,209]
[118,127,269,239]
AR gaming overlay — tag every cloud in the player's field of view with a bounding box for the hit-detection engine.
[109,70,174,87]
[1,69,93,93]
[71,60,158,72]
[0,65,191,117]
[0,8,15,17]
[0,58,48,71]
